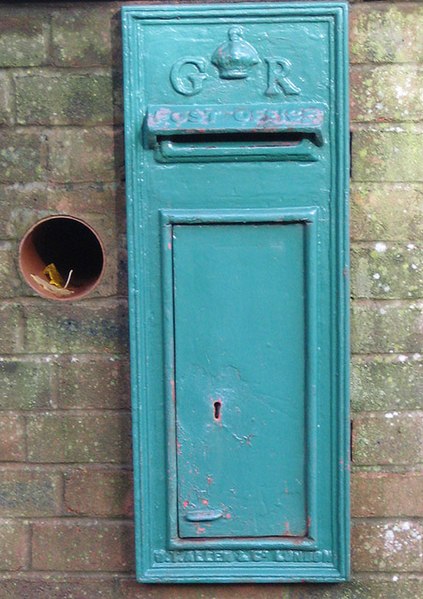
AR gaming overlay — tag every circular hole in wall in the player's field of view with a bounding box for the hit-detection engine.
[19,216,105,301]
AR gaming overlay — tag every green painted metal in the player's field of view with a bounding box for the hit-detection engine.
[123,2,349,583]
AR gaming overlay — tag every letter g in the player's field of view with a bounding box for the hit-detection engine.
[170,57,208,96]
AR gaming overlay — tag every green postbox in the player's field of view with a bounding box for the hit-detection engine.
[123,2,349,583]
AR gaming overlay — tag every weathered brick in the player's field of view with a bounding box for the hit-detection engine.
[352,520,423,572]
[350,4,423,64]
[0,191,12,240]
[351,356,423,412]
[0,183,49,240]
[45,183,124,217]
[48,127,122,183]
[351,301,422,354]
[0,304,22,354]
[0,15,48,67]
[0,470,61,517]
[64,468,133,517]
[353,412,423,466]
[0,242,23,298]
[16,73,115,126]
[32,520,134,571]
[352,472,423,518]
[0,578,115,599]
[0,73,13,126]
[352,126,423,183]
[101,230,127,298]
[0,130,46,183]
[23,300,128,354]
[57,357,130,410]
[119,582,294,599]
[0,358,52,411]
[351,65,423,123]
[0,521,27,571]
[0,415,25,462]
[52,8,116,67]
[118,577,423,599]
[27,413,131,464]
[351,183,423,242]
[351,243,423,300]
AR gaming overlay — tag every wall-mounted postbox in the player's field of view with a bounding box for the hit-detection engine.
[123,2,349,583]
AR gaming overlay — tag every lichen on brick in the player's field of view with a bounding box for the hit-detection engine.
[351,355,423,412]
[352,125,423,183]
[51,9,115,67]
[351,183,423,242]
[15,73,115,126]
[351,242,423,300]
[0,15,48,67]
[351,65,423,123]
[351,301,423,354]
[350,5,423,65]
[0,358,52,410]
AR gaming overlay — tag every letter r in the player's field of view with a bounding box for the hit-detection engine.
[265,58,301,96]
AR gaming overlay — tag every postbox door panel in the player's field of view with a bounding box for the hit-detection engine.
[174,222,307,538]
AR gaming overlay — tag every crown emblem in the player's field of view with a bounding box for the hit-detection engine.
[211,26,260,80]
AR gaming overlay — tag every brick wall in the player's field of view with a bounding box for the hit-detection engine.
[0,1,421,598]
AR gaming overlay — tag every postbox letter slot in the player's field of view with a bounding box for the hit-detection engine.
[155,132,320,163]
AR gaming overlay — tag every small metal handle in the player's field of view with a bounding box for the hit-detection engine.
[184,509,224,522]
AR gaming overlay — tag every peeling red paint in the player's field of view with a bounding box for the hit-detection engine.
[194,523,206,534]
[183,500,189,508]
[291,536,305,545]
[148,105,324,134]
[283,521,291,535]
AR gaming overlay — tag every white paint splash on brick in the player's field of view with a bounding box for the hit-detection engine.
[375,242,387,253]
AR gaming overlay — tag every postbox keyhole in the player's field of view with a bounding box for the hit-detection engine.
[213,400,222,421]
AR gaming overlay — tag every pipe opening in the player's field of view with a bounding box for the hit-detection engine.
[19,216,105,301]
